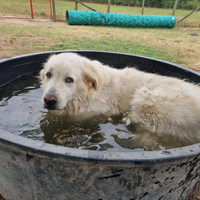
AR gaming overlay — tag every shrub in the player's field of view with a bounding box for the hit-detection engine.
[71,0,199,10]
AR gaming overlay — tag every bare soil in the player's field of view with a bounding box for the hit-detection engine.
[0,18,66,26]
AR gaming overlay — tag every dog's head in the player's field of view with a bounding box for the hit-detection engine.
[40,53,100,114]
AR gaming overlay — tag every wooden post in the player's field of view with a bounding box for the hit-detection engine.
[142,0,145,15]
[172,0,179,16]
[177,5,200,24]
[75,1,78,10]
[52,0,56,21]
[107,0,111,13]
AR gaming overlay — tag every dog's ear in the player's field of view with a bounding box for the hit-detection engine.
[83,60,100,91]
[40,62,47,80]
[84,70,99,91]
[40,54,54,80]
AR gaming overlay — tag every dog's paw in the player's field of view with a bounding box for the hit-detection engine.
[122,116,131,126]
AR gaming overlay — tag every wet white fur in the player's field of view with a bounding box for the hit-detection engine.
[40,53,200,144]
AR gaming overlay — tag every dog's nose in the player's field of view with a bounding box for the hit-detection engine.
[44,95,57,108]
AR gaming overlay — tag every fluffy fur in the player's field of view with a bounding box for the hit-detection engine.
[40,53,200,144]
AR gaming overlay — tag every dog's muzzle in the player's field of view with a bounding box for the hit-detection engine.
[43,94,58,110]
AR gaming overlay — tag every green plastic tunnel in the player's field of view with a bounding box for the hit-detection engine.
[66,10,176,28]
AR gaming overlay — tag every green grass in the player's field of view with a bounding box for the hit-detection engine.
[0,0,199,26]
[0,12,199,70]
[67,0,199,10]
[0,21,185,65]
[47,37,183,64]
[57,2,200,26]
[0,0,52,18]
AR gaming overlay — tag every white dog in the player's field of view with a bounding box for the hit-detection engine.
[40,53,200,144]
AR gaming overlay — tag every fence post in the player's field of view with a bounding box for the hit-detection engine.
[107,0,111,13]
[52,0,56,21]
[177,5,200,24]
[142,0,145,15]
[75,0,96,11]
[172,0,179,16]
[30,0,34,19]
[75,1,78,10]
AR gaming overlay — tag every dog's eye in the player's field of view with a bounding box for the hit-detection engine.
[65,77,73,83]
[46,72,52,78]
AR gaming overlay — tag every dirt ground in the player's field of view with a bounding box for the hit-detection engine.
[0,18,200,200]
[0,18,65,26]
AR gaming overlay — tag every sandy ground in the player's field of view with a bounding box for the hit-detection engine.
[0,18,66,26]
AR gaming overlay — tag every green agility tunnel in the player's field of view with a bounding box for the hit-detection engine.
[66,10,176,28]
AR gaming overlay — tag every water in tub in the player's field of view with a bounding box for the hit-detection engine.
[0,74,190,151]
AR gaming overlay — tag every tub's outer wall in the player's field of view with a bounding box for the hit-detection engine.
[0,139,200,200]
[1,51,200,200]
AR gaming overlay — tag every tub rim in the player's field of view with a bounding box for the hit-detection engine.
[0,50,200,163]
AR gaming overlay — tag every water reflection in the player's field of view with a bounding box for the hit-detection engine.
[0,74,193,151]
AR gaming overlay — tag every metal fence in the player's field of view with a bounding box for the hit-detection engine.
[0,0,199,25]
[52,0,102,21]
[0,0,53,20]
[0,0,101,21]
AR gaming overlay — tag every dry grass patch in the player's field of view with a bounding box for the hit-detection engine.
[0,18,200,200]
[0,18,200,71]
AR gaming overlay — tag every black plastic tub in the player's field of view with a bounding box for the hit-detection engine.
[0,51,200,200]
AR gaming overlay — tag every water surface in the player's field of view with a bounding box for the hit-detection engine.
[0,74,188,151]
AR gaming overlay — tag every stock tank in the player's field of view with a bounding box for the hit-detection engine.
[0,51,200,200]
